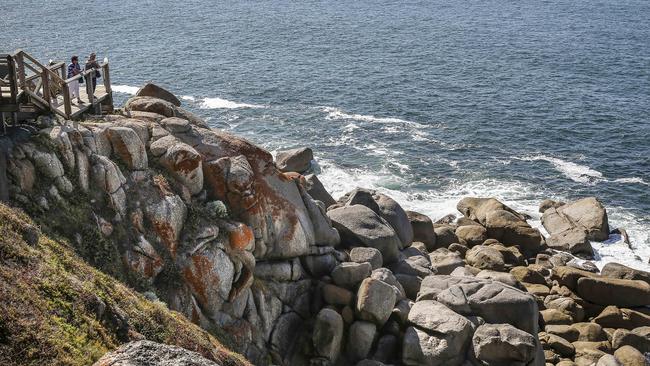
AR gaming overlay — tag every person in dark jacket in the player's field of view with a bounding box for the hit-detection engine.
[84,52,101,94]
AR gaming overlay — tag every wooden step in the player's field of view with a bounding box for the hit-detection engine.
[18,104,39,113]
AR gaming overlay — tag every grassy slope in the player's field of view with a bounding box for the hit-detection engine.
[0,203,250,366]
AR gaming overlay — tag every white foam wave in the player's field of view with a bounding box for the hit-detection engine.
[112,85,139,95]
[181,95,196,102]
[590,208,650,272]
[318,160,543,222]
[200,97,265,109]
[317,160,650,271]
[613,177,650,186]
[320,106,425,127]
[343,123,359,132]
[521,155,603,184]
[412,130,431,142]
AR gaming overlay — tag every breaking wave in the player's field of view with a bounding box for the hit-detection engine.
[200,97,266,109]
[320,106,425,128]
[520,155,603,184]
[111,84,139,95]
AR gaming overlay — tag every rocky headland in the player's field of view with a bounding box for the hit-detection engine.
[1,84,648,366]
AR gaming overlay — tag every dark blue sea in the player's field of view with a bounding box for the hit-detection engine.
[2,0,649,269]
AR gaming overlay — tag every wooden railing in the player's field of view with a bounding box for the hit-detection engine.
[7,49,112,119]
[0,54,19,109]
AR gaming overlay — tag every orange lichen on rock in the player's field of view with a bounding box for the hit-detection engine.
[228,223,255,251]
[182,255,214,307]
[281,172,307,186]
[152,220,177,258]
[153,174,174,196]
[124,250,163,280]
[173,149,201,174]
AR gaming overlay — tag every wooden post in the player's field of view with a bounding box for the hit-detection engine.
[63,84,71,119]
[42,69,51,109]
[0,112,5,135]
[7,55,17,103]
[15,52,25,89]
[102,63,113,112]
[102,63,111,93]
[86,72,94,106]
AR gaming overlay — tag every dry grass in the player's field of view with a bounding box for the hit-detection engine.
[0,203,250,366]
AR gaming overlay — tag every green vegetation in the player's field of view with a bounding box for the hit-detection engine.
[0,203,250,366]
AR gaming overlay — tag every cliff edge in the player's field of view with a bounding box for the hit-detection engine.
[1,83,648,366]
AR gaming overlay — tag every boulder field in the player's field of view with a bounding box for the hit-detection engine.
[2,84,649,366]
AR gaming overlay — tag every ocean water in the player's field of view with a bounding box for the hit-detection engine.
[2,0,649,269]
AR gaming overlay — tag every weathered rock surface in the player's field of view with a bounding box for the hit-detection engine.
[373,192,414,247]
[601,262,650,284]
[418,276,540,336]
[350,247,383,270]
[407,210,436,250]
[457,197,544,257]
[356,278,397,326]
[613,345,645,366]
[433,225,458,248]
[304,174,336,208]
[542,197,609,242]
[455,224,487,247]
[612,327,650,353]
[402,300,472,366]
[465,245,505,271]
[313,308,344,362]
[331,262,372,289]
[347,321,377,362]
[276,147,313,173]
[539,199,564,213]
[593,305,650,329]
[576,276,650,308]
[471,323,537,365]
[136,83,182,106]
[92,340,220,366]
[546,228,594,258]
[428,248,464,275]
[328,205,401,263]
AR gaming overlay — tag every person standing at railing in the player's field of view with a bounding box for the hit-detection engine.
[67,56,83,104]
[84,52,101,95]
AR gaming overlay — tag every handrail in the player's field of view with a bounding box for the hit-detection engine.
[65,67,100,84]
[14,49,66,87]
[14,50,63,85]
[7,50,113,119]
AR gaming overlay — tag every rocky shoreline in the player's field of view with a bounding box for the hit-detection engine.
[1,84,649,366]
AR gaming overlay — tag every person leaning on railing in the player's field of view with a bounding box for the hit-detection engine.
[67,56,83,104]
[85,52,101,95]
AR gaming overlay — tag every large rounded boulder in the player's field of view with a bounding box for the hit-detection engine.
[327,205,402,263]
[402,300,473,366]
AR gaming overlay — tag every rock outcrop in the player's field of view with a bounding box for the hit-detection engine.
[5,83,647,366]
[275,147,313,174]
[542,197,610,247]
[93,340,220,366]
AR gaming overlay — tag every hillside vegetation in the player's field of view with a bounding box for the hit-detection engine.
[0,203,249,366]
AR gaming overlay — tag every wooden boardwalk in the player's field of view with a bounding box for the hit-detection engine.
[1,50,114,128]
[53,85,110,118]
